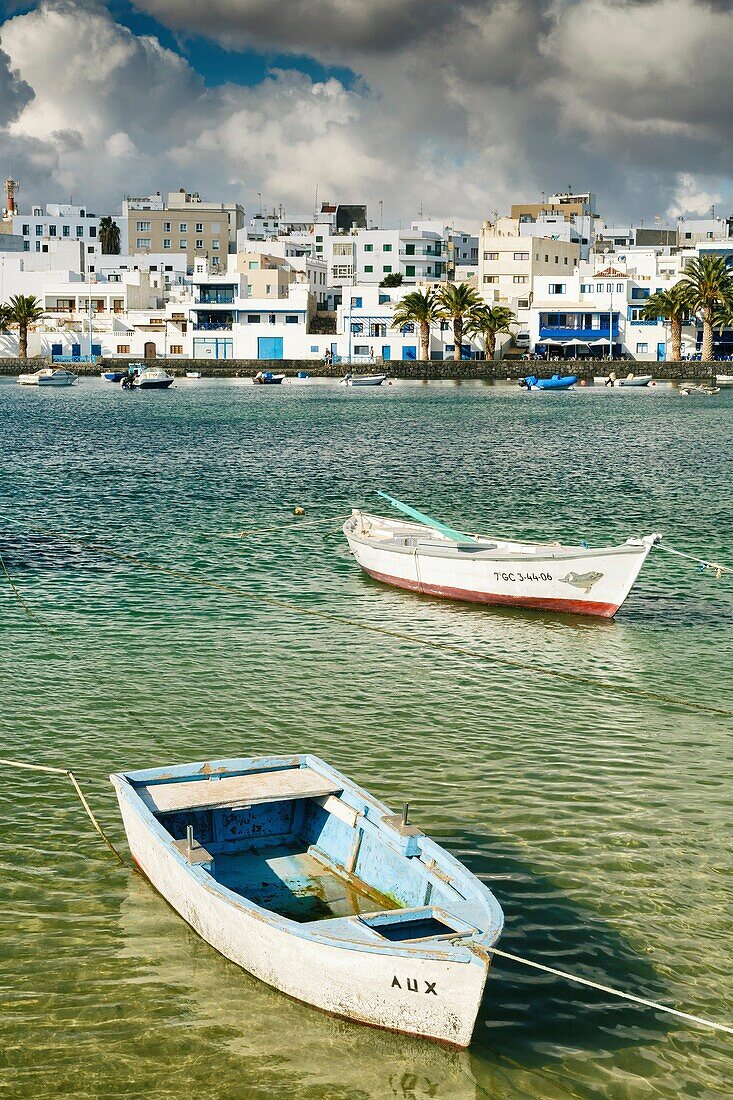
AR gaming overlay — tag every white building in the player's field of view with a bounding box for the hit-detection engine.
[9,203,103,272]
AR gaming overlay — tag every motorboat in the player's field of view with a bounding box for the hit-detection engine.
[615,373,653,387]
[132,367,175,389]
[111,753,504,1048]
[186,371,203,379]
[253,371,285,385]
[344,493,661,618]
[519,374,577,391]
[714,373,733,387]
[18,367,77,387]
[342,374,388,387]
[101,370,127,382]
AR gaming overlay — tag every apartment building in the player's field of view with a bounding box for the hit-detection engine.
[315,224,447,300]
[479,222,581,332]
[122,189,245,271]
[7,203,102,271]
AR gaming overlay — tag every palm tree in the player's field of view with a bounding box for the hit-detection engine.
[99,216,121,255]
[0,303,12,333]
[8,294,45,359]
[391,288,439,360]
[677,255,733,361]
[465,305,516,361]
[436,282,484,361]
[642,286,687,361]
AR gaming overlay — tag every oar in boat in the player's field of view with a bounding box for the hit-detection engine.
[377,491,477,543]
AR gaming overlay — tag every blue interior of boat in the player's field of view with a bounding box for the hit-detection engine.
[156,795,463,932]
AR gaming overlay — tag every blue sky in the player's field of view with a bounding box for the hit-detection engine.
[110,1,356,89]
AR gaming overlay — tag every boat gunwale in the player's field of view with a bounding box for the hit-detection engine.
[111,753,503,961]
[344,513,654,563]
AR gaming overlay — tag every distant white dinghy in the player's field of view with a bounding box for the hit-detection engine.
[344,494,660,618]
[111,754,504,1047]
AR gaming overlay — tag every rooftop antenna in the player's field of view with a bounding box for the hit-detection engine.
[313,184,318,224]
[379,199,383,230]
[5,175,19,216]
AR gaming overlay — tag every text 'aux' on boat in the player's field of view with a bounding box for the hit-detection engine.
[343,493,661,618]
[111,754,504,1047]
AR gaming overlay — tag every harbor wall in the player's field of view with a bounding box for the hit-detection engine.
[0,356,720,381]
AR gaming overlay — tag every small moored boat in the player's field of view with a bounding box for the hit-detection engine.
[616,373,653,387]
[133,366,175,389]
[18,367,77,387]
[342,373,387,387]
[519,374,577,391]
[714,373,733,387]
[186,371,203,379]
[101,370,127,382]
[344,494,660,618]
[253,371,285,385]
[111,754,503,1047]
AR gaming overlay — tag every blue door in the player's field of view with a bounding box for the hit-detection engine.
[402,345,417,360]
[258,336,283,360]
[657,342,666,361]
[382,345,391,361]
[92,343,101,357]
[51,343,62,359]
[71,343,81,357]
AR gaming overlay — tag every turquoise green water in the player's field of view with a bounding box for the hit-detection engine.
[1,378,731,1098]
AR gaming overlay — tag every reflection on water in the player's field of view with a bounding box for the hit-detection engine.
[1,380,732,1098]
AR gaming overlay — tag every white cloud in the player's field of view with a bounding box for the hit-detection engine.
[667,173,722,217]
[1,0,733,222]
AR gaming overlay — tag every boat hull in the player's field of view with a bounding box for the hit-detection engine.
[134,378,174,389]
[113,781,490,1047]
[345,515,656,618]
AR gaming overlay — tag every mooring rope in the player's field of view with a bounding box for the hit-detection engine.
[8,525,733,720]
[0,553,58,632]
[654,542,731,578]
[486,945,733,1037]
[220,512,351,539]
[0,758,127,865]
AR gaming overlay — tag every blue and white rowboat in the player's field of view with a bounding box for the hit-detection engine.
[111,754,504,1046]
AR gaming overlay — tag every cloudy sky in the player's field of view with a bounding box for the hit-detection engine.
[0,0,730,226]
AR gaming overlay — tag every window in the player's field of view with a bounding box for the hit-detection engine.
[364,264,373,273]
[22,224,29,235]
[196,239,204,249]
[165,265,173,272]
[564,257,568,265]
[636,342,648,353]
[179,240,187,250]
[137,238,151,249]
[23,241,29,252]
[517,298,530,309]
[286,315,298,324]
[179,223,187,232]
[316,235,323,243]
[383,265,392,273]
[62,225,70,237]
[89,227,96,237]
[378,294,390,304]
[364,244,373,252]
[76,226,84,238]
[548,283,566,294]
[544,254,549,262]
[170,345,183,354]
[88,246,94,254]
[117,345,130,354]
[685,232,692,240]
[401,323,415,333]
[48,225,57,237]
[269,314,276,324]
[351,297,363,308]
[383,244,392,252]
[405,265,415,277]
[483,275,498,283]
[163,222,171,232]
[513,252,529,260]
[196,222,204,233]
[596,284,604,292]
[247,315,261,323]
[163,239,171,249]
[35,224,43,236]
[616,283,623,292]
[137,221,151,232]
[35,241,40,252]
[513,275,528,284]
[554,256,559,264]
[310,345,319,353]
[405,244,415,256]
[212,240,220,250]
[580,283,592,293]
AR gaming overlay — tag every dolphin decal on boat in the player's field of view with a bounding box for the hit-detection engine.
[560,570,604,592]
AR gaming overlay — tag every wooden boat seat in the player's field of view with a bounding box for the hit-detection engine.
[138,767,342,815]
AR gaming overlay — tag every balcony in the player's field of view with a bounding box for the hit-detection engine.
[539,326,619,341]
[193,322,232,331]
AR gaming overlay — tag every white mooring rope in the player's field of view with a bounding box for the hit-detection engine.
[487,946,733,1037]
[653,542,731,578]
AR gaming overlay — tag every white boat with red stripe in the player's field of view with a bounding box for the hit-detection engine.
[344,494,660,618]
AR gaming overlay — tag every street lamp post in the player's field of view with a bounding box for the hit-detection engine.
[609,281,614,361]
